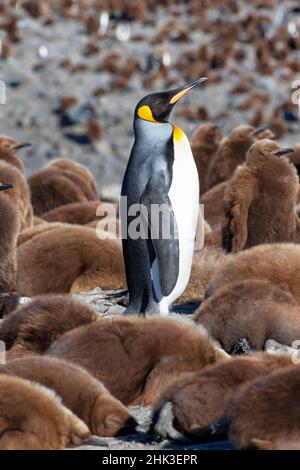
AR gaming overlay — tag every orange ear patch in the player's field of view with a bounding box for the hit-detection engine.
[137,105,158,122]
[173,125,184,141]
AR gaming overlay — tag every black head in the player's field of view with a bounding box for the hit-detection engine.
[135,77,208,123]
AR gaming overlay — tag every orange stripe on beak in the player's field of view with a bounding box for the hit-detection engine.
[169,77,208,104]
[170,86,195,104]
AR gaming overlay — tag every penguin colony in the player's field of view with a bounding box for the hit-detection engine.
[2,124,300,451]
[1,0,300,453]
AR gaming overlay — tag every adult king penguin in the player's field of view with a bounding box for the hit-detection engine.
[121,77,207,315]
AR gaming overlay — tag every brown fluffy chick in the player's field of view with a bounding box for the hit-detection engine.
[17,226,126,296]
[223,366,300,449]
[0,135,31,173]
[53,167,96,201]
[45,317,229,406]
[0,356,137,437]
[152,352,292,441]
[190,123,223,195]
[0,294,98,357]
[17,222,65,247]
[0,185,20,316]
[222,140,298,253]
[206,125,273,190]
[194,279,300,353]
[201,181,227,230]
[206,243,300,304]
[0,146,26,173]
[41,201,117,226]
[0,374,90,450]
[0,134,30,153]
[0,161,33,229]
[48,158,99,200]
[0,303,229,406]
[28,167,89,216]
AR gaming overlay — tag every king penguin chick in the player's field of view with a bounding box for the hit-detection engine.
[28,167,89,216]
[151,352,292,442]
[17,222,66,247]
[222,366,300,449]
[41,200,114,225]
[194,279,300,353]
[0,183,20,316]
[206,125,273,190]
[0,374,91,450]
[206,243,300,304]
[17,226,126,296]
[51,167,97,201]
[0,145,27,173]
[0,134,30,152]
[190,123,223,195]
[0,161,33,229]
[222,140,298,253]
[0,295,98,357]
[0,356,137,437]
[121,77,207,315]
[45,317,229,405]
[47,158,99,200]
[200,181,227,230]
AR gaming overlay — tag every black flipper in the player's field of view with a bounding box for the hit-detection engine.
[141,171,179,296]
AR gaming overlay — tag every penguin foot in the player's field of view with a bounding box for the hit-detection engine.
[123,307,145,317]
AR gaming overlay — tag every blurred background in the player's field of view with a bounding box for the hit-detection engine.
[0,0,299,200]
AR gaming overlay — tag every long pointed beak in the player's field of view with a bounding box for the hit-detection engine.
[252,127,275,139]
[170,77,208,104]
[13,142,32,150]
[273,148,294,157]
[0,183,13,192]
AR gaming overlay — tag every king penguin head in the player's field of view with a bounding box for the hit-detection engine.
[135,77,208,124]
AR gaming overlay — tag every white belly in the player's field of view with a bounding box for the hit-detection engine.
[151,131,199,314]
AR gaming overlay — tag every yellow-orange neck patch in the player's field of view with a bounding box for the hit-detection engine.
[173,125,184,141]
[137,105,159,123]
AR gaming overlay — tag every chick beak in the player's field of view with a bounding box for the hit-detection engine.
[253,126,268,136]
[273,148,295,157]
[13,142,32,150]
[0,183,13,192]
[252,127,275,139]
[170,77,208,104]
